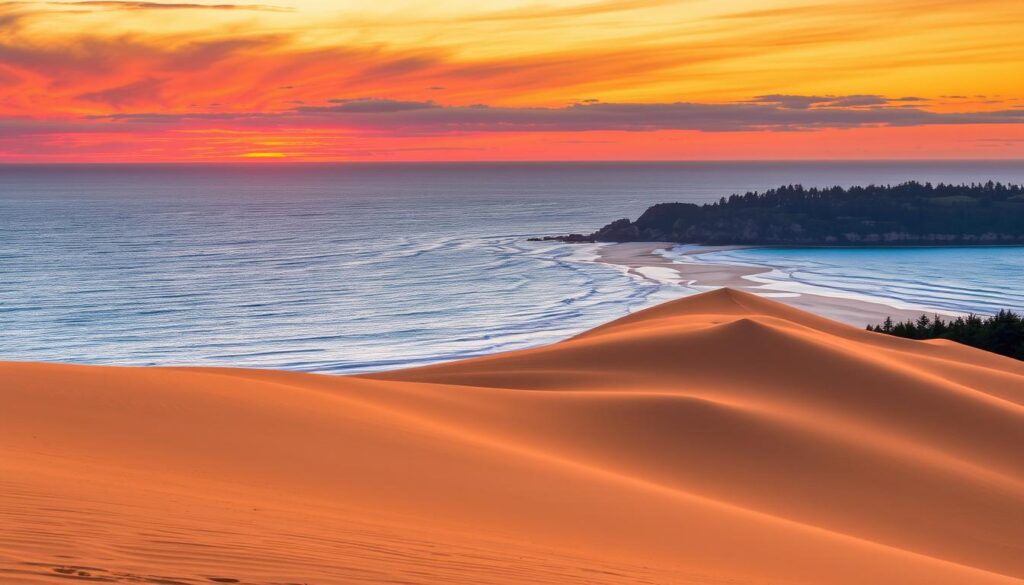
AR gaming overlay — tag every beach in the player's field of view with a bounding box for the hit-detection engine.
[3,288,1023,584]
[597,242,953,326]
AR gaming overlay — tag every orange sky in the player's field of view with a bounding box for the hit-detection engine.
[1,0,1023,161]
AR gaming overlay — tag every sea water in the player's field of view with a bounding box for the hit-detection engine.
[664,246,1024,316]
[2,161,1022,372]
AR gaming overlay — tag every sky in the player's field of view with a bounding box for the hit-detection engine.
[1,0,1023,162]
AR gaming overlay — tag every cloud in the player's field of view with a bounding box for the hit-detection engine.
[0,116,145,135]
[826,95,890,107]
[456,0,682,23]
[83,96,1024,135]
[750,95,834,109]
[5,0,1022,125]
[48,1,291,12]
[76,77,165,107]
[975,137,1024,144]
[0,34,283,83]
[356,56,439,79]
[317,98,440,113]
[0,10,24,27]
[751,94,894,109]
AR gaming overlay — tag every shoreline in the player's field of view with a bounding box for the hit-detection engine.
[596,242,953,327]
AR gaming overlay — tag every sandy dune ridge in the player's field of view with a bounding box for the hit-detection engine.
[2,288,1023,584]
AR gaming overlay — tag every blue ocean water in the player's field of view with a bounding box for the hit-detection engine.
[665,246,1024,315]
[2,161,1023,372]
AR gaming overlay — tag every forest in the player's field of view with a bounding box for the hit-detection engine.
[549,181,1024,245]
[869,311,1024,360]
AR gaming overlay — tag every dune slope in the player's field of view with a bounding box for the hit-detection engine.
[2,288,1023,584]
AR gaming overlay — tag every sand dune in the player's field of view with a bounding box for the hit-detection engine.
[2,288,1023,584]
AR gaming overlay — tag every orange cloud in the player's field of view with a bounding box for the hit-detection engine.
[4,124,1023,163]
[3,96,1023,162]
[0,0,1022,161]
[50,1,291,11]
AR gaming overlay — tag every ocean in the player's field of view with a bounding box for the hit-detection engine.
[664,245,1024,316]
[2,161,1023,372]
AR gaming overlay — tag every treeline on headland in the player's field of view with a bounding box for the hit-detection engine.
[869,311,1024,360]
[537,181,1024,245]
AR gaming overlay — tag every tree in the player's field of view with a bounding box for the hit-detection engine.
[870,310,1024,360]
[882,316,894,333]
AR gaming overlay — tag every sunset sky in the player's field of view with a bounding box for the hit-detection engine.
[1,0,1023,161]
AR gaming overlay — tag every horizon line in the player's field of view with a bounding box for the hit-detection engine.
[1,158,1023,166]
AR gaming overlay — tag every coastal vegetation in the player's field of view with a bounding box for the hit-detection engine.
[546,181,1024,245]
[869,310,1024,360]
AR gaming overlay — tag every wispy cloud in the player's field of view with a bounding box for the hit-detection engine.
[1,0,1023,161]
[47,1,291,11]
[80,96,1024,135]
[319,98,440,113]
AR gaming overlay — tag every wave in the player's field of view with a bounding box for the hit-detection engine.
[664,246,1024,315]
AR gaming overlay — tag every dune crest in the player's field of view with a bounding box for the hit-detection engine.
[3,288,1023,584]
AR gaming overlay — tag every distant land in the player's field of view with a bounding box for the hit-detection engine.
[539,181,1024,246]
